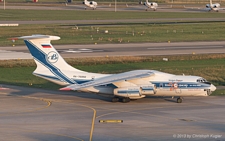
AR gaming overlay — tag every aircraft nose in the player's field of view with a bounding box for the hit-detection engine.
[210,84,217,91]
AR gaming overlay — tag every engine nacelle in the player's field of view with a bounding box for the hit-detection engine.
[140,84,157,95]
[114,85,157,98]
[82,1,85,4]
[206,3,220,8]
[213,4,220,8]
[90,1,93,4]
[114,87,141,98]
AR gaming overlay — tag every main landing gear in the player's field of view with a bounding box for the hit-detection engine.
[112,97,119,102]
[112,97,130,103]
[177,97,183,103]
[122,97,130,103]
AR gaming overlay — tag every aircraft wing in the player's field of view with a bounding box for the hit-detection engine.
[60,70,154,91]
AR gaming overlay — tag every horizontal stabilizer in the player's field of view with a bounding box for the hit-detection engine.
[15,34,60,40]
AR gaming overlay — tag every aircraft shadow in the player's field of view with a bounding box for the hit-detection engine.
[0,83,179,103]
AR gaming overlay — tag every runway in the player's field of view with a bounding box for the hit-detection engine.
[0,41,224,60]
[1,18,225,25]
[0,84,224,141]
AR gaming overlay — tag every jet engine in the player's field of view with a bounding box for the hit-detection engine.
[206,3,220,8]
[114,87,141,98]
[114,84,157,99]
[214,3,220,8]
[90,1,93,4]
[140,84,157,95]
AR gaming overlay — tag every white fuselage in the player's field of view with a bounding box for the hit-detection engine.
[206,3,220,11]
[144,1,158,11]
[83,0,97,9]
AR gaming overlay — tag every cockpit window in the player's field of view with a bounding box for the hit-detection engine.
[197,78,211,84]
[197,78,207,83]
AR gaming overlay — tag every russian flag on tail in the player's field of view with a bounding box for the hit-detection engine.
[41,44,51,48]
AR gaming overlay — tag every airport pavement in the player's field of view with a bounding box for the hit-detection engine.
[0,41,225,60]
[1,18,225,25]
[0,84,224,141]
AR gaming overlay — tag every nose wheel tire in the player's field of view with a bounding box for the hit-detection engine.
[177,97,183,103]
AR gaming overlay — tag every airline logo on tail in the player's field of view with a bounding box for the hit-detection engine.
[47,51,58,63]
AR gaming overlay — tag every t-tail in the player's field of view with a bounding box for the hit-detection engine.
[210,0,213,8]
[18,35,86,86]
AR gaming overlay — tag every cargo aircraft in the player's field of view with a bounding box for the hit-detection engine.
[16,35,216,103]
[143,0,158,11]
[83,0,97,10]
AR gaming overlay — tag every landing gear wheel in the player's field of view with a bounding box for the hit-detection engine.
[177,97,183,103]
[122,98,130,103]
[112,97,119,103]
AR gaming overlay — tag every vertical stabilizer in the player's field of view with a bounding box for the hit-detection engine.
[18,35,84,85]
[210,0,213,7]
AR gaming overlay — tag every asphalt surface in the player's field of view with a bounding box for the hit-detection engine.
[0,41,225,59]
[0,84,224,141]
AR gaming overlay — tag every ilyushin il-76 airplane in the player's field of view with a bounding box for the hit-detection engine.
[143,0,158,11]
[16,35,216,103]
[83,0,97,10]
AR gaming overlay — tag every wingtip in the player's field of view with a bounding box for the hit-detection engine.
[8,37,18,41]
[0,87,9,90]
[59,87,72,91]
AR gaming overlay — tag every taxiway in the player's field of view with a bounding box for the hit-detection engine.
[0,85,224,141]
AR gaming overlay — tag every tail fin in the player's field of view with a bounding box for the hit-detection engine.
[18,35,83,85]
[210,0,213,6]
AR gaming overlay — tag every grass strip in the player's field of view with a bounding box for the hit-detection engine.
[1,9,225,21]
[1,22,225,46]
